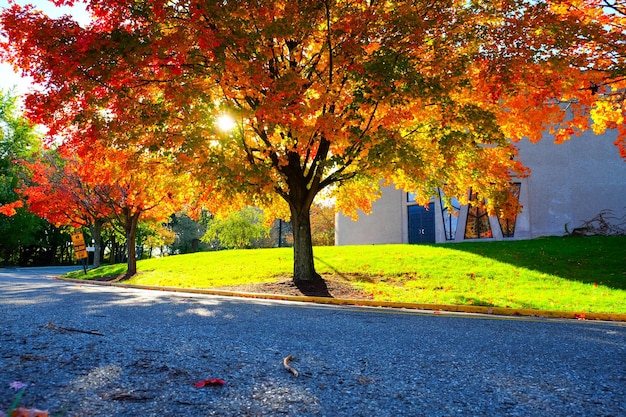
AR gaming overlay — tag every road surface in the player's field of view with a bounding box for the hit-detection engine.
[1,266,624,416]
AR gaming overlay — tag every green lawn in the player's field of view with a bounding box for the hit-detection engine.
[66,235,626,314]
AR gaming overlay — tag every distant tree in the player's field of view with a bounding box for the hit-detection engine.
[22,138,190,274]
[0,90,37,213]
[167,212,209,254]
[268,219,293,248]
[101,226,125,265]
[310,203,335,246]
[18,222,73,266]
[202,207,270,250]
[84,144,190,276]
[134,220,174,259]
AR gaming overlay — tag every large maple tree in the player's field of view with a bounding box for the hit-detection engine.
[2,0,623,283]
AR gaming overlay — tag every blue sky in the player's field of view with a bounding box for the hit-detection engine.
[0,0,90,96]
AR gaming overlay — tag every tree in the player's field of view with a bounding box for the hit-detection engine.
[73,143,190,276]
[2,1,623,283]
[310,203,335,246]
[0,89,49,265]
[166,212,209,254]
[20,148,112,267]
[0,89,38,215]
[544,0,626,158]
[19,138,190,274]
[202,207,270,250]
[135,220,176,258]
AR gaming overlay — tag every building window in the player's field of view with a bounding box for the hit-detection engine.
[464,189,492,239]
[496,183,521,238]
[438,189,460,241]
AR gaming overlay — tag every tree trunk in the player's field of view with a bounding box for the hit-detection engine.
[125,212,141,277]
[109,235,117,264]
[290,201,321,283]
[89,218,105,268]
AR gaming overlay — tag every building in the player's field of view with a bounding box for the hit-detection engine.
[335,128,626,245]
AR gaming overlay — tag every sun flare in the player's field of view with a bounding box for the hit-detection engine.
[216,114,237,132]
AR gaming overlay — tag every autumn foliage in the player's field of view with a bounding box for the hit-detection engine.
[17,140,189,274]
[1,0,624,281]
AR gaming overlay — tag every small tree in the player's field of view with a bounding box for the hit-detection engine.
[22,139,189,275]
[83,144,190,276]
[167,212,209,254]
[310,203,335,246]
[202,207,270,250]
[136,220,176,258]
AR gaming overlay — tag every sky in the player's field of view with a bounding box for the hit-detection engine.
[0,0,91,96]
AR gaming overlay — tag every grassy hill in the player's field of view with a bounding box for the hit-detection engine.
[66,235,626,314]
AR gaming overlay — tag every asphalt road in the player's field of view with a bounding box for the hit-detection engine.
[1,266,625,416]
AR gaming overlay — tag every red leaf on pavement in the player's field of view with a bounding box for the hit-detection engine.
[10,407,49,417]
[194,378,226,388]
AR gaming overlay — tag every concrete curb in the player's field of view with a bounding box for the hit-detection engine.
[57,277,626,323]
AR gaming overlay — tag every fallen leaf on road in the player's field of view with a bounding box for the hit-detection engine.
[9,407,48,417]
[194,379,226,388]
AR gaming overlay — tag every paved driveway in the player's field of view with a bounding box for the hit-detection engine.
[1,267,625,416]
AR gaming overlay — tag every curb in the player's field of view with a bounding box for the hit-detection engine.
[57,277,626,323]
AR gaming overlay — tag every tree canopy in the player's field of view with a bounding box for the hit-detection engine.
[21,140,190,274]
[1,0,624,281]
[0,89,69,265]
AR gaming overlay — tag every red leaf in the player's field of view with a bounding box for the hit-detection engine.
[194,378,226,388]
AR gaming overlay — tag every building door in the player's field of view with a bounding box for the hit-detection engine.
[408,203,436,244]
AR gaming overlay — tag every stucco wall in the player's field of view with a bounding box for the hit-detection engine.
[334,185,405,245]
[336,129,625,245]
[517,128,625,237]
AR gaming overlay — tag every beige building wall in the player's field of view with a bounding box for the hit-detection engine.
[334,184,406,245]
[517,129,625,238]
[336,128,626,245]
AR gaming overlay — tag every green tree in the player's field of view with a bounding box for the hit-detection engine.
[0,90,50,265]
[202,207,270,250]
[167,212,209,254]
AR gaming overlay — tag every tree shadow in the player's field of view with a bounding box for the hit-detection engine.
[294,278,332,298]
[448,235,626,290]
[294,275,332,298]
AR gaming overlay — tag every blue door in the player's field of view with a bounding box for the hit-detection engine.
[408,203,436,244]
